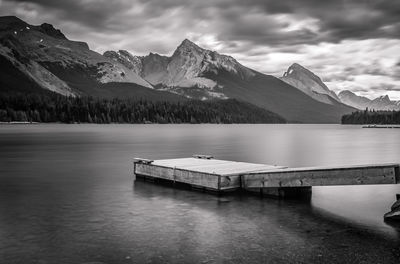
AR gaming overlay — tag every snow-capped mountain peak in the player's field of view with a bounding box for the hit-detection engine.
[280,63,340,105]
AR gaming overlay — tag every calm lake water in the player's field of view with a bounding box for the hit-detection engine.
[0,124,400,264]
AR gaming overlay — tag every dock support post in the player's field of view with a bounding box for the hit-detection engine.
[259,181,264,197]
[133,161,136,179]
[217,175,221,196]
[173,166,176,186]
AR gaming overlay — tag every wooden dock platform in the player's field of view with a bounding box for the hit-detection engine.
[133,156,400,193]
[362,125,400,129]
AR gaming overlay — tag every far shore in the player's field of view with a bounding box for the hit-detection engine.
[2,122,400,126]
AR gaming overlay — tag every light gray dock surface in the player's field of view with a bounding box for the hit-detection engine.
[134,156,400,192]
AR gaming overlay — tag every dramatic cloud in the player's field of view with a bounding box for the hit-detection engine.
[1,0,399,99]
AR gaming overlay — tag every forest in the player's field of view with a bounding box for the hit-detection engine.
[0,92,286,124]
[342,108,400,124]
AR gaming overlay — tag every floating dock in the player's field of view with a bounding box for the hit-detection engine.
[134,155,400,219]
[134,155,399,193]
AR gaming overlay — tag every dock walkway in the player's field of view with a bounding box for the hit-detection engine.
[134,156,399,192]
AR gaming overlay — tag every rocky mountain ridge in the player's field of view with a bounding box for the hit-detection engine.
[104,39,256,99]
[0,16,152,97]
[338,90,400,111]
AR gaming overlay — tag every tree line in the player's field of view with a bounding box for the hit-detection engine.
[342,108,400,124]
[0,92,286,124]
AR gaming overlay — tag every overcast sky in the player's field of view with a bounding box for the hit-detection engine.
[1,0,399,100]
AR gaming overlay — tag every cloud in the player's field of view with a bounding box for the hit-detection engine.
[0,0,399,99]
[3,0,400,48]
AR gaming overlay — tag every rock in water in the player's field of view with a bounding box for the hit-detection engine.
[391,199,400,211]
[384,210,400,221]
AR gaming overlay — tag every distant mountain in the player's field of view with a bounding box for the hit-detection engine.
[369,95,399,111]
[338,90,400,110]
[280,63,340,105]
[0,16,156,99]
[105,40,355,123]
[338,90,371,110]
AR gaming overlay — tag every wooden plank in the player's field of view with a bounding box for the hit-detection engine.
[243,164,399,188]
[135,163,220,189]
[152,158,285,176]
[170,163,285,176]
[153,158,230,168]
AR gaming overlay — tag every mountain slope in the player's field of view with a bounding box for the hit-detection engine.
[280,63,340,105]
[0,16,153,97]
[338,90,400,110]
[203,69,355,123]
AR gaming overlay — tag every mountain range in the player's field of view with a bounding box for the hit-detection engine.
[338,90,400,111]
[2,16,397,123]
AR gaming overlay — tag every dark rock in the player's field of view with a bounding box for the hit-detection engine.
[384,210,400,221]
[39,23,67,39]
[384,195,400,221]
[0,16,27,31]
[391,199,400,211]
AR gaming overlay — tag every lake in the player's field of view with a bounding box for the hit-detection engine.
[1,124,400,263]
